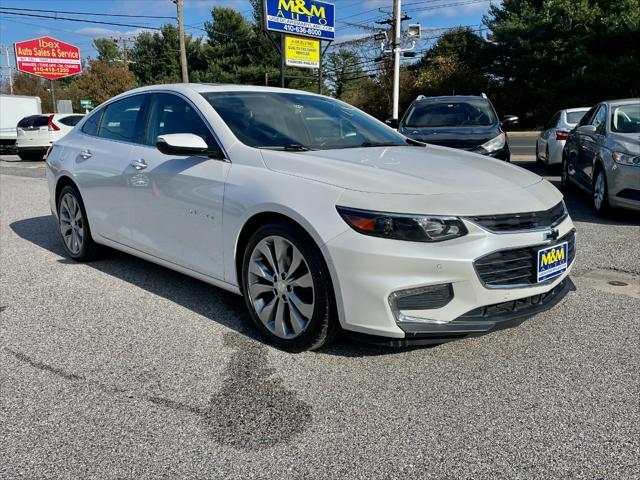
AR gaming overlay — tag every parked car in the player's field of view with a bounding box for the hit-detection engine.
[536,107,590,169]
[16,113,85,160]
[562,99,640,215]
[0,94,42,151]
[394,95,518,161]
[46,84,575,351]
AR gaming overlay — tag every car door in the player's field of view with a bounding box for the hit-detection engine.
[579,104,607,186]
[70,94,148,245]
[127,92,230,279]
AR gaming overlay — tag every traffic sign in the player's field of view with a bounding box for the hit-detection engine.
[80,99,93,109]
[285,36,320,69]
[14,36,82,80]
[264,0,335,41]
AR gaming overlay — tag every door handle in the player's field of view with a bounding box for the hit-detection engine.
[131,159,148,170]
[80,149,92,159]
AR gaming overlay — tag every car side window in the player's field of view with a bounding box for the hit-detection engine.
[577,107,597,127]
[98,95,146,143]
[545,112,560,130]
[590,105,607,134]
[81,110,103,136]
[145,93,222,155]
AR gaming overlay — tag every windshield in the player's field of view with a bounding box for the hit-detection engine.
[611,103,640,134]
[566,110,589,125]
[201,91,407,150]
[404,99,497,127]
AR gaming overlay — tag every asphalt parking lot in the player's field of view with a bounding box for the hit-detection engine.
[1,135,638,479]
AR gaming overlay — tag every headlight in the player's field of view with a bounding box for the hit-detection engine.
[479,132,506,153]
[336,206,468,242]
[612,151,640,167]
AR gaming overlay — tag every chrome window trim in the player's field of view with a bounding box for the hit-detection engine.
[76,90,229,162]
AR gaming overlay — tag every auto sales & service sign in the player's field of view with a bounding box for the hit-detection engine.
[15,36,82,80]
[265,0,335,40]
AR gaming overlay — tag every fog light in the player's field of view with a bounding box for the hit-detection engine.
[388,283,454,324]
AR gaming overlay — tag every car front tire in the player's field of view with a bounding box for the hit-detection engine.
[57,185,102,261]
[593,168,610,216]
[241,222,338,351]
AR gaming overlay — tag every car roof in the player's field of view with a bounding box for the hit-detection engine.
[563,107,590,113]
[122,83,319,97]
[604,98,640,107]
[414,95,488,103]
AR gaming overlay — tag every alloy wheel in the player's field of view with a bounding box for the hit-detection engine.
[59,193,84,255]
[594,171,605,210]
[247,235,315,339]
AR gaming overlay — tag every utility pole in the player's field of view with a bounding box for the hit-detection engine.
[3,46,13,94]
[392,0,401,120]
[173,0,189,83]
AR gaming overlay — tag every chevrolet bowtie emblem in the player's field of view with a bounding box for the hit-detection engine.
[545,228,560,241]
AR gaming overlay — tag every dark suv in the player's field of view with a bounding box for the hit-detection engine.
[394,95,518,161]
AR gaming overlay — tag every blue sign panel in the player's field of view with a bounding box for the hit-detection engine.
[264,0,335,41]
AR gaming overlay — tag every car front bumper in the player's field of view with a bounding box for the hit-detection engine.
[608,163,640,211]
[321,215,575,342]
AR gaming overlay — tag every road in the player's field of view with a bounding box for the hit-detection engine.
[1,149,638,479]
[508,131,538,159]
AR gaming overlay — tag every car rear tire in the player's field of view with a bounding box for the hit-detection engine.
[241,223,338,352]
[57,185,102,261]
[593,168,610,216]
[560,155,573,191]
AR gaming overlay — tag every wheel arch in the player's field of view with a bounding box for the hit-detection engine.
[55,175,80,210]
[234,210,326,291]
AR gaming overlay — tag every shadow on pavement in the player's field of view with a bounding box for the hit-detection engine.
[9,214,409,357]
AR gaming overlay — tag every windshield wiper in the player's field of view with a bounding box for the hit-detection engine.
[258,144,312,151]
[359,141,404,147]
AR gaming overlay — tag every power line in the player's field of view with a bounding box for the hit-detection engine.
[0,10,163,30]
[0,6,175,19]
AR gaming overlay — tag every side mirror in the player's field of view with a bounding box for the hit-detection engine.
[576,125,597,135]
[385,118,399,129]
[501,115,519,127]
[156,133,213,157]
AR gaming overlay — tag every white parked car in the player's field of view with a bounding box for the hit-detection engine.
[46,85,576,351]
[536,108,589,169]
[16,113,84,160]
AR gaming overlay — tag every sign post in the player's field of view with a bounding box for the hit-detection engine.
[14,36,81,112]
[263,0,334,92]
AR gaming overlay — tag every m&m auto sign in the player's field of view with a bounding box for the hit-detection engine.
[15,36,81,80]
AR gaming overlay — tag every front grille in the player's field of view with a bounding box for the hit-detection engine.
[474,230,575,287]
[469,201,567,232]
[460,279,569,319]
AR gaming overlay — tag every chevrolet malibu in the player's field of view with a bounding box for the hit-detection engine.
[46,84,576,351]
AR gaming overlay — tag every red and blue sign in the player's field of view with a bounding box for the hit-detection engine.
[264,0,335,41]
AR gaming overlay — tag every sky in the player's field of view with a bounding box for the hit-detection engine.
[0,0,497,75]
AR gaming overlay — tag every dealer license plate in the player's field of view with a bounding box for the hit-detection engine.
[536,241,568,282]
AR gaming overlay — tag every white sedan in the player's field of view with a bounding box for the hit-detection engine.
[46,84,576,351]
[536,108,589,169]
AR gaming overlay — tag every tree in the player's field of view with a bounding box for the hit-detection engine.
[130,24,204,85]
[325,49,365,98]
[93,38,121,62]
[76,60,135,105]
[484,0,640,125]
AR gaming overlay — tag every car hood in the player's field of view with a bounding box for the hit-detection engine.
[261,145,561,216]
[398,125,500,149]
[261,145,541,196]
